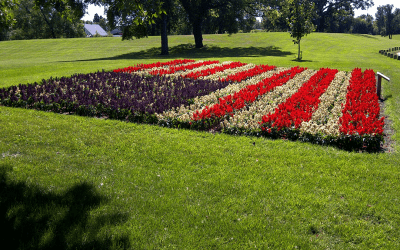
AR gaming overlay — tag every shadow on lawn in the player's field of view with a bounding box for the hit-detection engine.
[0,164,130,250]
[381,94,392,102]
[64,43,294,62]
[350,34,379,40]
[291,59,314,63]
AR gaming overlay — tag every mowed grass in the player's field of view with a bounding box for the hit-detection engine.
[1,33,400,249]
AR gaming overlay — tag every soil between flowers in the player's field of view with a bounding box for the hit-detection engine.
[379,98,396,153]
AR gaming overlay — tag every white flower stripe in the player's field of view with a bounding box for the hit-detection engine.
[163,61,232,78]
[204,67,288,103]
[221,69,316,130]
[132,60,205,76]
[156,67,286,122]
[202,64,256,80]
[299,71,350,136]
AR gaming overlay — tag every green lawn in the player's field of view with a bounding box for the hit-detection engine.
[1,33,400,249]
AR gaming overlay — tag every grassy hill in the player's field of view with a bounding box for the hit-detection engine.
[1,33,400,249]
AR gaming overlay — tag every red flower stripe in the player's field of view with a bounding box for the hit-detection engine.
[339,68,384,135]
[192,66,305,121]
[261,68,338,131]
[220,64,276,82]
[113,59,195,73]
[182,62,247,79]
[149,60,219,75]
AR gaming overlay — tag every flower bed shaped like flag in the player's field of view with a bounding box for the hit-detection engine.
[0,59,384,151]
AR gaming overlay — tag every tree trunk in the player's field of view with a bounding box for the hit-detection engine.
[298,39,302,60]
[161,13,169,55]
[193,19,203,48]
[151,23,156,36]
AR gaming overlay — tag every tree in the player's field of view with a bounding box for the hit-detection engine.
[9,0,85,39]
[0,0,19,40]
[178,0,212,48]
[375,5,385,35]
[29,0,87,38]
[214,0,257,34]
[93,13,100,23]
[311,0,373,32]
[97,16,108,31]
[285,0,315,60]
[262,4,290,32]
[352,15,373,34]
[99,0,167,53]
[383,4,394,39]
[376,4,399,39]
[179,0,258,48]
[394,9,400,34]
[160,0,171,55]
[324,8,353,33]
[92,13,109,31]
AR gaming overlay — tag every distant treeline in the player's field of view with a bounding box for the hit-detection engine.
[1,0,399,41]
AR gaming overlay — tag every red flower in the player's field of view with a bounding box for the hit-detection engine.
[339,68,384,135]
[113,59,195,73]
[261,68,338,131]
[149,60,219,76]
[192,66,305,121]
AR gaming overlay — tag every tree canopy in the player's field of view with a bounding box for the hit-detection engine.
[375,4,400,39]
[352,14,373,34]
[178,0,259,48]
[0,0,19,40]
[97,0,164,40]
[1,0,85,40]
[312,0,373,32]
[3,0,400,46]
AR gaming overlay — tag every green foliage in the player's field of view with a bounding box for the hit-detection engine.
[286,0,315,42]
[384,5,395,39]
[375,5,385,35]
[375,4,400,39]
[376,5,400,39]
[261,0,373,33]
[33,0,87,21]
[93,12,100,23]
[0,0,19,40]
[285,0,315,60]
[352,14,374,34]
[311,0,374,32]
[102,0,165,40]
[91,13,109,32]
[201,0,258,35]
[261,4,289,32]
[93,31,102,37]
[179,0,260,47]
[5,0,85,40]
[324,7,353,33]
[97,16,108,31]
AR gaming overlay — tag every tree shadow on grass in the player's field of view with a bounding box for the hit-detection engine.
[381,94,392,102]
[350,34,379,40]
[0,164,130,250]
[291,59,314,63]
[63,43,295,62]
